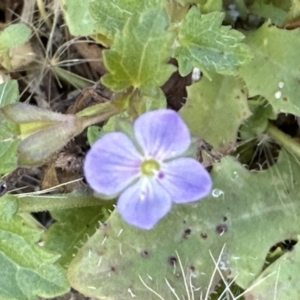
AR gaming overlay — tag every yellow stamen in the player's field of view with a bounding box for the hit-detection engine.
[140,159,160,176]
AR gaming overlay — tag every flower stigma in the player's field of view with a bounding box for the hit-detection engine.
[141,159,160,176]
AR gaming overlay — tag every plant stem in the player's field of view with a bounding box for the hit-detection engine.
[266,122,300,158]
[79,104,120,128]
[17,193,113,213]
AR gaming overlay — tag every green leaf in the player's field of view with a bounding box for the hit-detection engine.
[60,0,96,36]
[67,149,300,298]
[0,194,18,220]
[175,7,252,77]
[197,0,223,13]
[238,21,300,116]
[89,0,164,40]
[0,24,31,51]
[245,239,300,299]
[233,0,249,20]
[52,66,94,89]
[175,0,221,9]
[0,200,69,299]
[101,8,176,97]
[141,89,167,110]
[0,80,19,106]
[45,206,111,267]
[286,0,300,21]
[179,72,251,153]
[128,87,167,115]
[0,130,18,175]
[17,192,105,213]
[239,98,276,140]
[0,136,18,174]
[249,2,287,26]
[87,125,102,145]
[0,80,20,174]
[165,0,190,23]
[271,0,292,11]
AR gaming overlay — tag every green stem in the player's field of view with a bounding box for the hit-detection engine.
[266,122,300,158]
[17,193,113,213]
[79,105,120,128]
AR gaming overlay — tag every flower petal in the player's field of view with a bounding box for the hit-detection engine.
[134,109,190,160]
[84,132,142,195]
[117,178,172,229]
[160,158,212,203]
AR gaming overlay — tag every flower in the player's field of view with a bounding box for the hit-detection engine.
[84,109,212,229]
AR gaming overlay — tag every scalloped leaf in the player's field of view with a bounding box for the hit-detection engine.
[89,0,164,40]
[101,8,176,97]
[197,0,223,13]
[68,149,300,299]
[249,2,287,26]
[179,72,251,153]
[175,0,221,9]
[238,21,300,116]
[175,7,252,77]
[0,195,69,300]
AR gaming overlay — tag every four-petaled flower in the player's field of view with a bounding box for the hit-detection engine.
[84,109,212,229]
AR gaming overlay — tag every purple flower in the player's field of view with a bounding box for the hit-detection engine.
[84,109,212,229]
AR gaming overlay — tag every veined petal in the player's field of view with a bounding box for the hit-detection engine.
[117,178,172,230]
[84,132,142,195]
[160,158,212,203]
[134,109,190,160]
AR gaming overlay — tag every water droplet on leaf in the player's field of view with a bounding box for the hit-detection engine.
[275,91,281,99]
[212,188,224,198]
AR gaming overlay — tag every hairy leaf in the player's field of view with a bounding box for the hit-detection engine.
[101,8,175,98]
[0,195,69,300]
[45,205,111,267]
[239,21,300,115]
[1,103,85,166]
[0,81,19,174]
[180,72,251,153]
[0,136,18,174]
[0,81,19,106]
[175,7,252,77]
[90,0,164,40]
[0,194,18,220]
[68,149,300,298]
[245,240,300,299]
